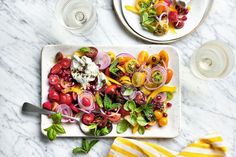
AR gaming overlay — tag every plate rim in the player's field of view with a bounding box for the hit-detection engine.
[113,0,213,43]
[41,44,181,138]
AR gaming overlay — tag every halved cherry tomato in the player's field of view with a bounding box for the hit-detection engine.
[82,113,95,125]
[159,50,169,67]
[132,72,146,87]
[48,89,60,102]
[154,110,163,120]
[59,93,72,105]
[147,54,160,65]
[124,59,139,74]
[105,85,117,96]
[60,58,71,69]
[165,69,173,84]
[42,101,52,110]
[48,75,60,86]
[137,50,149,65]
[81,97,91,107]
[118,56,134,65]
[69,104,79,113]
[105,68,111,77]
[158,117,168,127]
[50,63,62,74]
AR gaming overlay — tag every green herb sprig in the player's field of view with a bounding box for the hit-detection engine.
[44,113,65,141]
[72,139,99,154]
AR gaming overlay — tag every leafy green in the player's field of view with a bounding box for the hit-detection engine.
[130,113,137,126]
[104,94,120,110]
[124,100,136,112]
[123,88,134,96]
[143,103,155,122]
[95,93,103,107]
[138,126,145,135]
[135,106,143,113]
[117,119,130,134]
[79,47,90,53]
[109,58,119,76]
[72,138,99,154]
[44,113,66,141]
[137,116,148,126]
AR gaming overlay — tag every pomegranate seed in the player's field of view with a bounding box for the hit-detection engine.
[81,97,91,107]
[156,96,161,101]
[181,15,187,21]
[183,8,189,15]
[174,21,184,29]
[167,102,172,108]
[152,56,156,62]
[163,113,168,117]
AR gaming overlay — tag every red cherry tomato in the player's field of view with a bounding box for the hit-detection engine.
[48,75,60,86]
[105,85,117,95]
[82,113,95,125]
[42,101,52,110]
[72,92,78,102]
[60,58,71,69]
[105,68,111,77]
[54,84,62,91]
[50,63,62,74]
[69,104,79,113]
[81,97,91,107]
[60,93,72,105]
[48,90,60,102]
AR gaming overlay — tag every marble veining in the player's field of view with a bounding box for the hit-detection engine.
[0,0,236,156]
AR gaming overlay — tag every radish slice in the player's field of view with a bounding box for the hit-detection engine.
[94,52,111,70]
[78,91,95,113]
[56,104,74,123]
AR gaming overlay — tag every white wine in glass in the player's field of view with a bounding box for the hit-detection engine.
[190,40,234,79]
[55,0,97,35]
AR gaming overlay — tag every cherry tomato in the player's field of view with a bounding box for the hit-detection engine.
[81,97,91,107]
[118,56,134,65]
[69,104,79,113]
[156,5,166,16]
[165,69,173,84]
[137,50,149,65]
[158,117,168,127]
[105,68,111,77]
[154,110,163,120]
[50,63,62,74]
[108,113,121,123]
[48,75,60,86]
[159,50,169,67]
[132,72,146,87]
[147,54,160,65]
[60,58,71,69]
[82,113,95,125]
[105,85,117,95]
[124,59,139,74]
[42,101,52,110]
[60,93,72,105]
[54,84,62,91]
[48,89,60,102]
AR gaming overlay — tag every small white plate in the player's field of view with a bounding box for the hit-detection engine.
[114,0,212,43]
[41,45,181,138]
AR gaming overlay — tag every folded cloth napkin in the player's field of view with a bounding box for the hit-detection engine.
[108,133,227,157]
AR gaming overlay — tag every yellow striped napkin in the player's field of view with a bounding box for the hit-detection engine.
[108,133,227,157]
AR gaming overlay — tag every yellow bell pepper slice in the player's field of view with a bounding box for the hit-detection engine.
[121,80,132,85]
[125,5,139,14]
[107,51,116,62]
[117,65,126,73]
[148,86,177,101]
[106,76,122,86]
[119,76,131,82]
[62,85,82,94]
[73,51,83,57]
[132,124,139,134]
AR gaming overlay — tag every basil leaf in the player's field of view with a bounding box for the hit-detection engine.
[117,119,129,134]
[128,101,136,112]
[53,124,65,134]
[82,138,90,151]
[109,58,119,76]
[138,126,145,135]
[123,88,133,96]
[72,147,87,154]
[100,127,110,136]
[111,103,121,110]
[79,47,90,53]
[135,106,143,113]
[130,113,137,126]
[143,103,155,122]
[123,101,129,111]
[47,128,57,141]
[51,113,62,124]
[44,126,52,132]
[137,116,148,126]
[104,94,112,110]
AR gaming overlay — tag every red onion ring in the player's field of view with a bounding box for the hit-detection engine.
[144,65,167,90]
[116,53,135,59]
[78,91,95,113]
[56,104,74,123]
[94,52,111,70]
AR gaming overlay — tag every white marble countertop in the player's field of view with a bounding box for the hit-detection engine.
[0,0,236,156]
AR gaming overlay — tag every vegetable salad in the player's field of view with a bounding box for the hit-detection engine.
[125,0,190,36]
[42,47,176,136]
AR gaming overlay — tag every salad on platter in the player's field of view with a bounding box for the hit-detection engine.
[42,46,177,137]
[125,0,190,36]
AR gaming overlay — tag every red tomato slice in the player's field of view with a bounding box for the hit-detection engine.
[60,58,71,69]
[50,63,62,74]
[48,75,60,86]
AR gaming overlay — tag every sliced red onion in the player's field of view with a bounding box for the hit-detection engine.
[155,92,167,102]
[78,91,95,113]
[94,52,111,70]
[56,104,74,123]
[144,65,167,90]
[117,53,135,59]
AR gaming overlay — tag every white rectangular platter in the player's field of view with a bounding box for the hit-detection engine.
[41,45,181,138]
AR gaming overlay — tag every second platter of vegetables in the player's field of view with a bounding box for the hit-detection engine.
[41,45,180,138]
